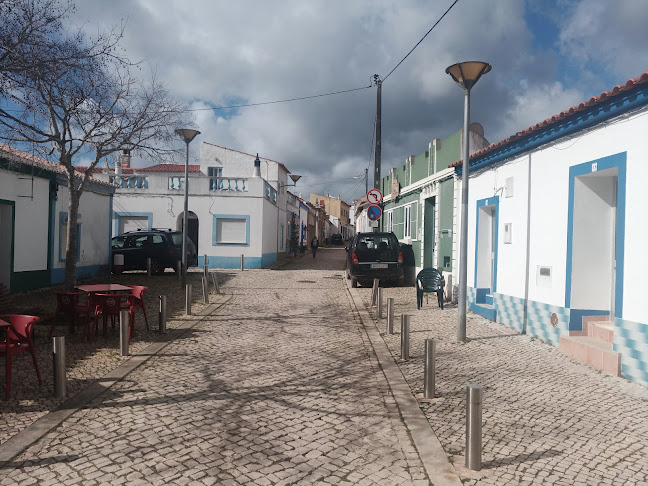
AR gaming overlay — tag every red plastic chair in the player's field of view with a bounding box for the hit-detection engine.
[50,291,93,339]
[127,285,150,338]
[0,315,42,400]
[92,294,131,341]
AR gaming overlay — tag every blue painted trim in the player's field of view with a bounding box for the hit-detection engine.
[565,152,626,318]
[475,288,490,304]
[58,212,81,262]
[456,84,648,175]
[212,214,250,246]
[113,211,153,236]
[474,196,499,291]
[568,309,609,332]
[470,302,497,321]
[484,294,493,305]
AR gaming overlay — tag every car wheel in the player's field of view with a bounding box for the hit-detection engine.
[351,278,358,288]
[150,259,163,275]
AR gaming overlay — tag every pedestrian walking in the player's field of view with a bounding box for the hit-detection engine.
[311,236,319,258]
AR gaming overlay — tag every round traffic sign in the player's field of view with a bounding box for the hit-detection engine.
[367,204,382,221]
[367,188,383,204]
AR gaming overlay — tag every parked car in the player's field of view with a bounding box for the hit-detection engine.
[111,229,198,275]
[331,233,343,245]
[345,232,403,287]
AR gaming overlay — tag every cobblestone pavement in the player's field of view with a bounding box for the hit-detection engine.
[1,270,214,447]
[1,248,432,485]
[356,283,648,486]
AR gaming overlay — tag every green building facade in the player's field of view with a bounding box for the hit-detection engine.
[379,124,489,275]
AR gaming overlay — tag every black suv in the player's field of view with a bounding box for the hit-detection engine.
[111,229,198,275]
[345,232,403,287]
[331,234,343,245]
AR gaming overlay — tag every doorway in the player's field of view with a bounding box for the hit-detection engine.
[0,202,14,291]
[178,211,199,255]
[475,197,499,293]
[423,198,435,268]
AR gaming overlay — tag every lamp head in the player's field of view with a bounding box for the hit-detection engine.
[175,128,201,144]
[289,174,302,184]
[445,61,491,90]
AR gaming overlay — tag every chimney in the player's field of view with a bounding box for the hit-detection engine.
[122,149,131,168]
[252,153,261,178]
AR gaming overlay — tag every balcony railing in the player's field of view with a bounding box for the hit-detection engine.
[110,175,148,189]
[209,177,247,192]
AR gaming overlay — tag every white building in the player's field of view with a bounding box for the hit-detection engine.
[457,72,648,388]
[100,143,293,269]
[0,144,114,293]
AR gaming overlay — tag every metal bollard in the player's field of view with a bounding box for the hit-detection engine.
[185,284,192,315]
[377,287,383,318]
[240,254,244,271]
[159,295,167,333]
[147,258,152,277]
[424,339,436,399]
[386,298,395,334]
[119,310,130,356]
[466,384,484,471]
[211,271,220,294]
[202,277,209,304]
[177,260,182,282]
[53,336,66,398]
[371,279,379,306]
[203,254,208,278]
[400,314,410,360]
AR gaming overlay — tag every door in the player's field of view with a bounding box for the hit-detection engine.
[0,203,13,291]
[424,198,435,268]
[475,197,498,293]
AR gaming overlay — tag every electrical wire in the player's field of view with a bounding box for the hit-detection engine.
[382,0,460,83]
[187,84,373,112]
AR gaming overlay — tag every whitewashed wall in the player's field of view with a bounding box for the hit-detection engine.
[0,170,50,272]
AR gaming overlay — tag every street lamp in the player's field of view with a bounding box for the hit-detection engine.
[277,172,302,257]
[445,61,491,343]
[175,128,200,289]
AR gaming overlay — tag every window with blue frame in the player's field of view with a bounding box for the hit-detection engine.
[213,214,250,246]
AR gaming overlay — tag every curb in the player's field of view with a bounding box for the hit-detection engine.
[0,293,232,467]
[344,278,463,486]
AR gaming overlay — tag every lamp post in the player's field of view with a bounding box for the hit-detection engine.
[445,61,491,343]
[175,128,201,289]
[277,172,302,257]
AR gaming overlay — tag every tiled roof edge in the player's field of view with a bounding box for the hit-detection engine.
[451,71,648,171]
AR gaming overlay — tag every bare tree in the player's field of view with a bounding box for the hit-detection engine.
[0,0,192,289]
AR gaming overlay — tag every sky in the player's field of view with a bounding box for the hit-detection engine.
[67,0,648,203]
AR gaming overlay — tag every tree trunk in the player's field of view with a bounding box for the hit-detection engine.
[64,183,81,291]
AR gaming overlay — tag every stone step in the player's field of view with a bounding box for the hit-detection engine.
[587,321,614,343]
[559,335,621,377]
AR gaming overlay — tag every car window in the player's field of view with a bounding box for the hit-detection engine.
[152,235,165,246]
[129,235,150,248]
[170,234,183,246]
[357,235,396,250]
[111,236,126,249]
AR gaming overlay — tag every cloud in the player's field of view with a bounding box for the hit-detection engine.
[66,0,648,202]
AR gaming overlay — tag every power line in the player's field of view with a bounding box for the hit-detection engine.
[187,84,373,112]
[382,0,460,82]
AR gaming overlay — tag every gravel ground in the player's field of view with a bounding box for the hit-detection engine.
[0,267,230,445]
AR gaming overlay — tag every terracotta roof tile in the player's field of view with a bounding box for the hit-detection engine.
[450,71,648,168]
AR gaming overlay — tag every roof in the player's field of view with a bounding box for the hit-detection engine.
[133,164,201,173]
[450,71,648,170]
[203,142,291,174]
[0,143,115,189]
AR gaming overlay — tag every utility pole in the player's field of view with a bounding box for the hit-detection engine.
[373,75,382,190]
[365,167,368,195]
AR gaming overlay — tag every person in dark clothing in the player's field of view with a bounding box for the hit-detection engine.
[311,237,319,258]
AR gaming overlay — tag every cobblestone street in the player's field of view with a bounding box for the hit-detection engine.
[2,246,648,485]
[0,248,434,485]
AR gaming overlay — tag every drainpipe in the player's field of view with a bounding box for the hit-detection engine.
[523,153,532,334]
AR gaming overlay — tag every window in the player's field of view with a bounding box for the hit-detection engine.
[209,167,223,190]
[213,215,250,245]
[404,205,411,238]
